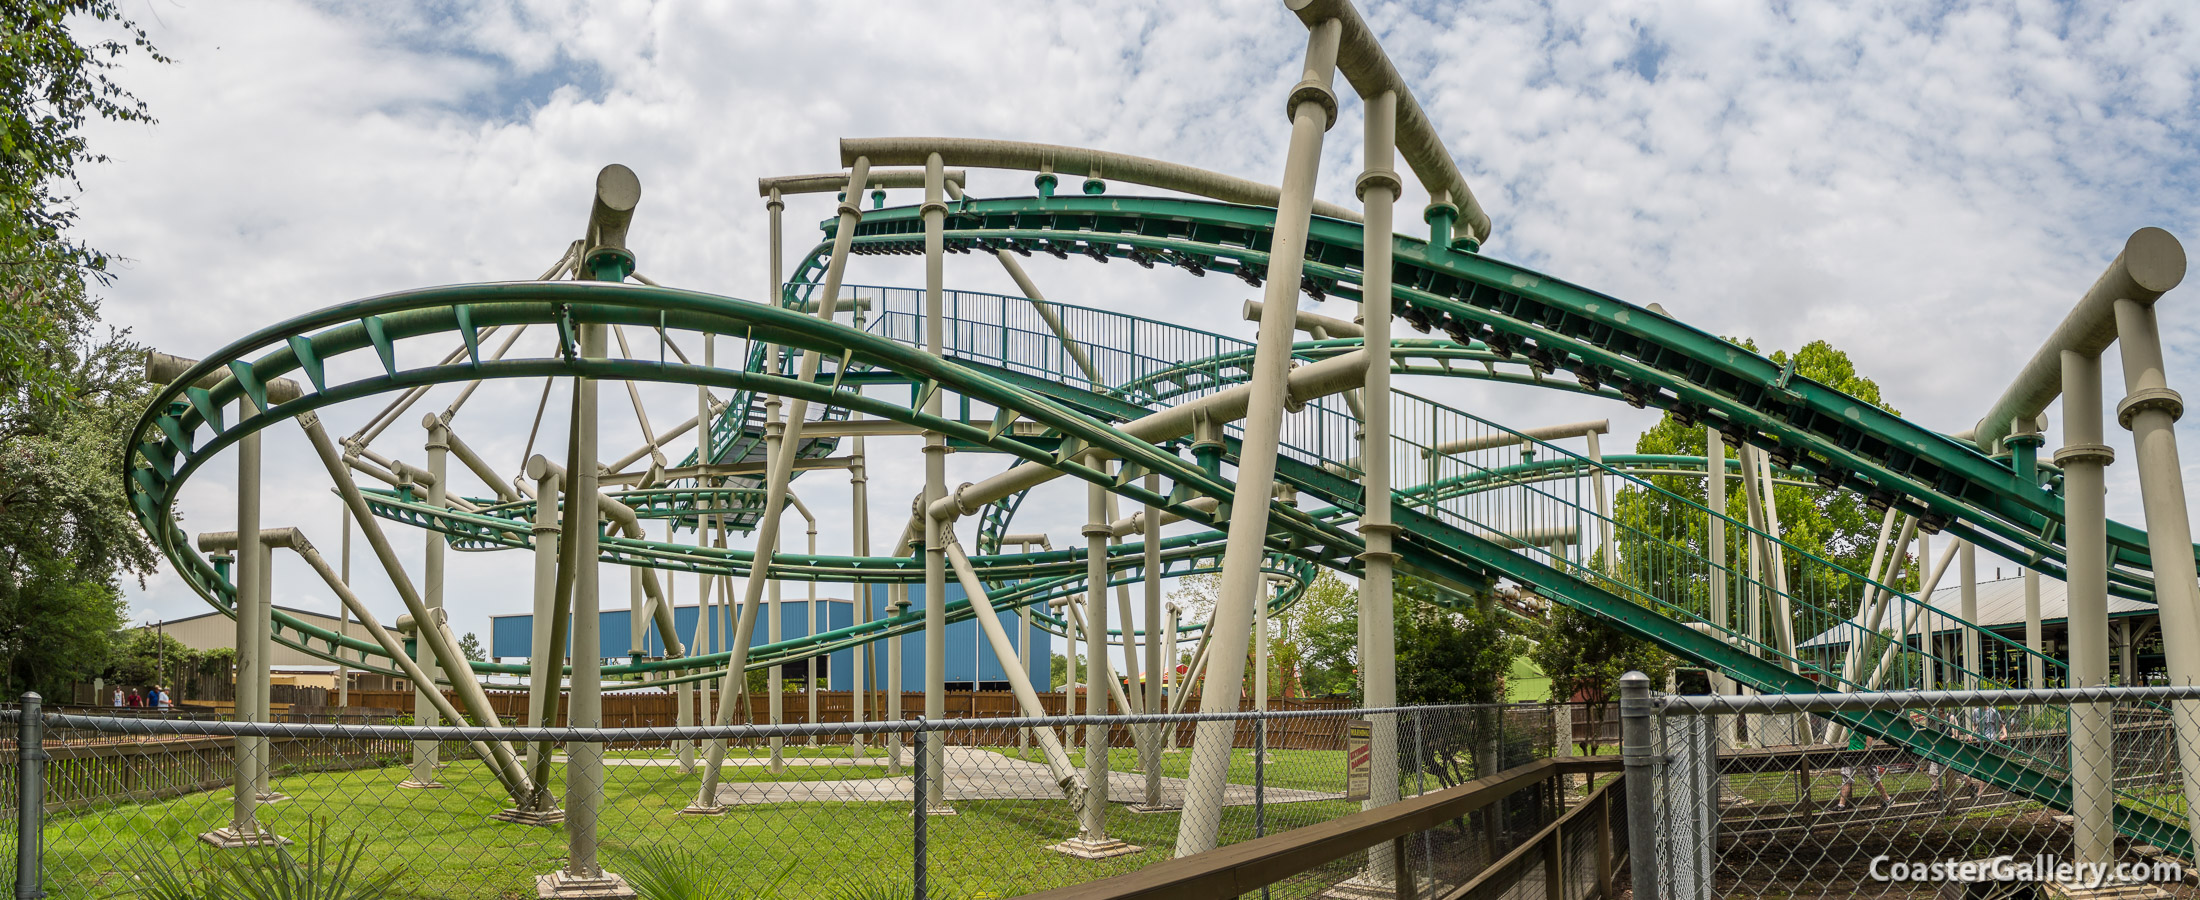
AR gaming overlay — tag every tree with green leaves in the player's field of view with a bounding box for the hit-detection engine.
[1609,339,1911,659]
[0,0,166,699]
[458,632,486,662]
[1531,603,1674,753]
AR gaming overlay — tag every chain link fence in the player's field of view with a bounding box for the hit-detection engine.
[1628,679,2200,900]
[0,695,1620,899]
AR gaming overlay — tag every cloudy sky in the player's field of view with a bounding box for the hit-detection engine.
[72,1,2200,646]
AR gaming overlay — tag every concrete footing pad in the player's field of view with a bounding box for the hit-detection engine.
[196,827,291,849]
[676,803,726,817]
[1126,802,1182,814]
[536,869,637,899]
[492,807,566,826]
[254,791,290,805]
[1048,837,1142,859]
[396,779,446,790]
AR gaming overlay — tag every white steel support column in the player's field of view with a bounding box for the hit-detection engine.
[338,507,351,708]
[1141,474,1166,808]
[849,436,870,756]
[942,538,1085,801]
[2059,348,2115,866]
[1163,604,1181,753]
[1079,479,1116,846]
[1707,428,1736,742]
[1256,579,1272,714]
[559,320,615,890]
[1177,16,1341,858]
[521,466,563,805]
[806,525,819,746]
[1354,86,1403,887]
[1585,429,1613,573]
[767,521,785,773]
[254,543,280,801]
[693,158,869,811]
[2025,569,2044,690]
[217,427,267,843]
[2109,291,2200,847]
[887,589,908,776]
[1960,540,1979,690]
[407,417,452,788]
[920,154,951,815]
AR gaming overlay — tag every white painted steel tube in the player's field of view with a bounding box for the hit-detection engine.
[921,154,950,813]
[942,538,1084,795]
[1426,420,1610,457]
[1357,86,1403,886]
[1177,17,1342,859]
[231,428,264,836]
[2109,293,2200,856]
[2059,348,2114,865]
[840,138,1363,224]
[1969,227,2185,449]
[1286,0,1491,242]
[928,350,1367,524]
[695,159,871,808]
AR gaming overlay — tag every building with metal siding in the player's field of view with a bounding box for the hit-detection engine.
[488,582,1050,690]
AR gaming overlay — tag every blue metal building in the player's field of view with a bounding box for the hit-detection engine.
[487,581,1050,690]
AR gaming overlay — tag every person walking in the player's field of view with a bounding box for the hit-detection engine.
[111,686,125,707]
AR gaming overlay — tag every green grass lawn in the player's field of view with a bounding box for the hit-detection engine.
[604,744,890,761]
[33,749,1355,899]
[989,745,1350,796]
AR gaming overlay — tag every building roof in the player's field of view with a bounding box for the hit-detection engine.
[133,604,345,629]
[488,599,854,621]
[1798,574,2156,650]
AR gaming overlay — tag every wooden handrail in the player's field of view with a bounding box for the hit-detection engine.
[1009,756,1621,900]
[1444,776,1622,900]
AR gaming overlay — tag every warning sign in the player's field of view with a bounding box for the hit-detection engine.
[1344,719,1372,801]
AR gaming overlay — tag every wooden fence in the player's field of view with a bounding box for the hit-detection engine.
[1,731,411,816]
[337,689,1361,749]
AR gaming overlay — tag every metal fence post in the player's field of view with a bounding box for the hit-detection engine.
[1620,671,1658,900]
[912,718,928,899]
[16,692,47,900]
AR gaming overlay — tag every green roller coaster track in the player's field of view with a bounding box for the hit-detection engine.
[126,191,2196,854]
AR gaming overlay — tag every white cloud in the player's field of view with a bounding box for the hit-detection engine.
[74,0,2200,637]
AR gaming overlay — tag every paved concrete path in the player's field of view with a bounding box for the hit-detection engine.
[553,754,884,768]
[708,746,1342,807]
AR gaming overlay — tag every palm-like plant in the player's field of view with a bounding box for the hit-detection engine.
[608,846,795,900]
[125,817,401,900]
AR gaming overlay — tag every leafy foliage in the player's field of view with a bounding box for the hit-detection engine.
[1,1,167,279]
[457,631,486,662]
[122,817,403,900]
[0,0,167,701]
[1615,338,1906,626]
[607,845,795,900]
[1394,578,1523,706]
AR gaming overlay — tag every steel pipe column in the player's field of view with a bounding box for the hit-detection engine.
[693,158,870,811]
[1176,14,1342,859]
[2109,290,2200,847]
[920,154,951,814]
[2057,348,2114,866]
[405,417,452,788]
[1353,86,1404,887]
